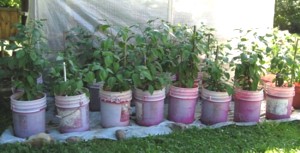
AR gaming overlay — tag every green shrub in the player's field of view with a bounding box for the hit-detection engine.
[274,0,300,34]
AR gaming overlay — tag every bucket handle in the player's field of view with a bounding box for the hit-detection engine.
[56,101,83,119]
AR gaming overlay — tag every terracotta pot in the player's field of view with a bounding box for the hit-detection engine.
[292,82,300,109]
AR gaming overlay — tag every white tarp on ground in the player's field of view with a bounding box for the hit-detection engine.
[27,0,275,51]
[1,97,300,144]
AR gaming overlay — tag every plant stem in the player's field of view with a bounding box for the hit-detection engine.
[215,45,219,64]
[192,26,196,53]
[124,41,127,67]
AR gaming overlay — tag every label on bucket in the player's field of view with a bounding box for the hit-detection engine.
[58,108,82,128]
[120,103,130,122]
[266,97,288,115]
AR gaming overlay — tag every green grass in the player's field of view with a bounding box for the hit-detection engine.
[1,92,300,152]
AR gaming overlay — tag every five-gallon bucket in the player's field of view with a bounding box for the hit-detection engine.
[55,93,90,133]
[200,88,231,125]
[265,83,295,120]
[100,89,132,128]
[134,88,165,126]
[168,85,199,124]
[234,88,263,122]
[11,92,47,138]
[88,82,103,111]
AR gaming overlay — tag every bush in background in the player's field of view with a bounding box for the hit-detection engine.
[274,0,300,34]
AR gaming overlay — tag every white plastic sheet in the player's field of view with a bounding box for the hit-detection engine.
[1,97,300,144]
[27,0,275,51]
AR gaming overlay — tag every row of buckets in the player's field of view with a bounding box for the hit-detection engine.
[10,81,297,138]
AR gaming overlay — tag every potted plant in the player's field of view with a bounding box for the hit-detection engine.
[200,43,233,125]
[63,26,103,111]
[231,29,266,122]
[131,20,170,126]
[293,38,300,109]
[0,0,20,39]
[49,28,90,133]
[97,24,134,128]
[167,25,204,124]
[264,30,297,120]
[9,20,48,138]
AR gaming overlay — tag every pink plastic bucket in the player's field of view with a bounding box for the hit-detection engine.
[200,88,231,125]
[55,93,90,133]
[11,92,47,138]
[265,83,295,120]
[134,88,165,126]
[234,89,263,122]
[100,89,132,128]
[168,85,199,124]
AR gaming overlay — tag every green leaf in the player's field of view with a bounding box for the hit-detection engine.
[100,70,108,81]
[113,63,120,72]
[104,56,113,67]
[148,85,154,95]
[84,71,95,84]
[30,52,37,61]
[107,77,117,89]
[98,25,110,32]
[116,74,123,82]
[26,76,35,86]
[132,74,141,87]
[141,70,153,81]
[16,50,25,59]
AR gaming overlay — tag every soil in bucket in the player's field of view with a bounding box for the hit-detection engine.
[168,85,199,124]
[55,93,90,133]
[233,89,263,122]
[265,83,295,120]
[292,82,300,109]
[134,88,165,126]
[200,88,231,125]
[100,89,132,128]
[11,92,47,138]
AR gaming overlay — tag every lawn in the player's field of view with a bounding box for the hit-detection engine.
[1,92,300,153]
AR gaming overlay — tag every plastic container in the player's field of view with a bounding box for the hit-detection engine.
[265,83,295,120]
[168,85,199,124]
[134,88,165,126]
[88,82,103,111]
[292,82,300,109]
[100,89,132,128]
[55,93,90,133]
[234,88,263,122]
[11,92,47,138]
[200,88,231,125]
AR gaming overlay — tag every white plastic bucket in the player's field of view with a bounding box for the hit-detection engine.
[168,85,199,124]
[234,88,264,122]
[100,89,132,128]
[200,88,231,125]
[55,92,90,133]
[134,88,165,126]
[265,83,295,120]
[11,92,46,138]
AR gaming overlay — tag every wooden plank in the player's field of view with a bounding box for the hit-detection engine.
[0,8,20,40]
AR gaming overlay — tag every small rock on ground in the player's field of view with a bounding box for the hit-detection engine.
[115,129,126,140]
[26,133,54,148]
[169,123,188,131]
[66,136,83,143]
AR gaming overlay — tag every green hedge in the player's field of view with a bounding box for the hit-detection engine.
[274,0,300,34]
